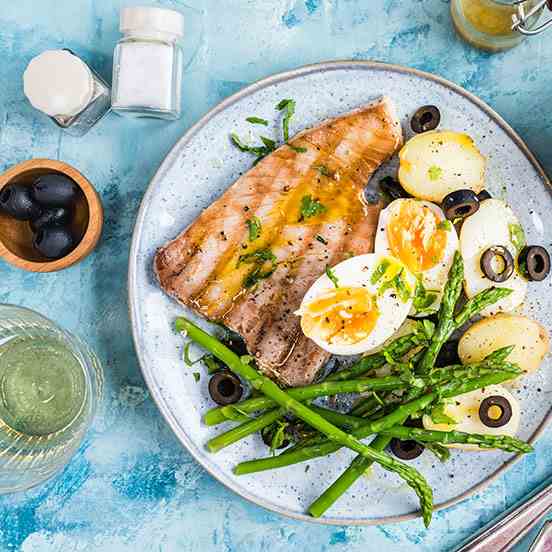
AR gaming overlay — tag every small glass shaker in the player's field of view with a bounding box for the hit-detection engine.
[23,49,111,136]
[111,7,184,120]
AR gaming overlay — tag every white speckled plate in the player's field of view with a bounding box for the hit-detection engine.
[129,62,552,525]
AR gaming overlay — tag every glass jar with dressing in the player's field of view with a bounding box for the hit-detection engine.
[111,7,184,120]
[451,0,552,51]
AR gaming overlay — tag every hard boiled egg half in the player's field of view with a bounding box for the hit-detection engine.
[296,253,416,355]
[422,384,520,450]
[460,199,527,316]
[375,198,459,315]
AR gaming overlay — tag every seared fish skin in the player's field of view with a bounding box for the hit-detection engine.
[155,97,403,386]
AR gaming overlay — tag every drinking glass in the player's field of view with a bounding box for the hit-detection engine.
[0,304,103,494]
[450,0,546,51]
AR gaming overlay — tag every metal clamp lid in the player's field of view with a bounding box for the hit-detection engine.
[512,0,552,35]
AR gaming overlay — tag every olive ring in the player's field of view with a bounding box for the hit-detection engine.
[390,438,424,460]
[442,189,480,221]
[480,245,515,283]
[479,396,512,428]
[519,245,551,282]
[411,105,441,134]
[208,371,243,405]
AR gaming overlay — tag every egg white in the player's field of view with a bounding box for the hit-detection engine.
[460,199,527,316]
[297,253,416,356]
[375,199,459,316]
[422,384,520,450]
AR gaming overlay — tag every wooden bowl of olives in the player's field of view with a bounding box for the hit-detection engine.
[0,159,103,272]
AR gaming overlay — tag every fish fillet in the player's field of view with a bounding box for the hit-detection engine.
[155,97,403,386]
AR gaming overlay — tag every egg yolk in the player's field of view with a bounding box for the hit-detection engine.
[300,287,379,345]
[387,200,447,273]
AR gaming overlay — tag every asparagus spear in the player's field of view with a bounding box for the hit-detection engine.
[176,317,435,527]
[378,426,533,454]
[233,371,518,475]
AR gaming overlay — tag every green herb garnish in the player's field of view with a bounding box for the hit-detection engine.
[246,116,269,126]
[413,278,438,313]
[276,98,296,142]
[315,234,328,245]
[299,194,327,221]
[193,372,201,383]
[246,216,262,241]
[437,220,452,231]
[230,133,276,165]
[371,259,391,285]
[428,165,443,181]
[238,248,277,267]
[429,403,457,425]
[325,265,339,288]
[288,144,307,153]
[269,421,288,455]
[204,355,221,374]
[508,223,526,254]
[244,267,275,288]
[315,165,332,177]
[379,269,412,303]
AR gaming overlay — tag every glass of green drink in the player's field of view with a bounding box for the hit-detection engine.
[0,304,103,494]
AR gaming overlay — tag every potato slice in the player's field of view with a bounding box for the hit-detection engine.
[459,314,550,375]
[398,130,485,202]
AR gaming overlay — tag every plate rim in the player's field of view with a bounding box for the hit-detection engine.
[128,60,552,526]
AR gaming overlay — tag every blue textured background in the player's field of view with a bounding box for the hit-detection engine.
[0,1,551,550]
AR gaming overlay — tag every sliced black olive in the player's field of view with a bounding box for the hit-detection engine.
[477,190,492,201]
[411,105,441,133]
[30,206,72,232]
[261,422,290,450]
[519,246,550,282]
[33,226,75,259]
[390,438,424,460]
[435,340,460,368]
[442,189,480,221]
[31,174,80,208]
[479,396,512,428]
[480,246,514,283]
[208,371,243,405]
[379,176,411,201]
[0,183,42,221]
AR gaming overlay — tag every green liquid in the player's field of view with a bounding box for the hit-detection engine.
[0,335,86,436]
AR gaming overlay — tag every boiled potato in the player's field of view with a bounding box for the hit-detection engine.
[459,314,549,375]
[398,131,485,202]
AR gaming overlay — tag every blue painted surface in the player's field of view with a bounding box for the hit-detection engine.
[0,1,551,550]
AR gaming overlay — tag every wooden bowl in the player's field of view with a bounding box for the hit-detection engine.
[0,159,103,272]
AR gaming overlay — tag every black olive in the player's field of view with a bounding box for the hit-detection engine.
[442,189,480,221]
[29,206,72,232]
[379,176,411,201]
[479,395,512,428]
[435,340,460,368]
[480,246,514,283]
[477,190,492,201]
[31,174,80,208]
[208,371,243,405]
[518,246,550,282]
[261,422,290,450]
[0,183,42,221]
[390,438,424,460]
[33,226,76,259]
[411,105,441,133]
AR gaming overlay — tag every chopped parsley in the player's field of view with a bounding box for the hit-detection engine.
[429,403,457,425]
[244,266,275,288]
[325,265,339,288]
[288,144,307,153]
[428,165,443,181]
[371,259,391,285]
[183,342,204,366]
[315,165,332,177]
[269,421,289,455]
[246,216,262,241]
[379,269,411,303]
[508,223,526,254]
[299,194,327,221]
[238,248,277,267]
[230,132,276,165]
[413,278,438,313]
[315,234,328,245]
[203,355,222,374]
[276,98,296,142]
[437,220,453,231]
[246,116,269,126]
[193,372,201,383]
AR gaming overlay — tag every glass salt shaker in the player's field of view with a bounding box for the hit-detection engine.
[23,49,111,136]
[451,0,552,51]
[111,7,184,120]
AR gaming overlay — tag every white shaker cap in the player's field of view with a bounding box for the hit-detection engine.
[23,50,94,117]
[120,6,184,38]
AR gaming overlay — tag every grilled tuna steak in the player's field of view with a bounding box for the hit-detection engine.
[155,97,403,386]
